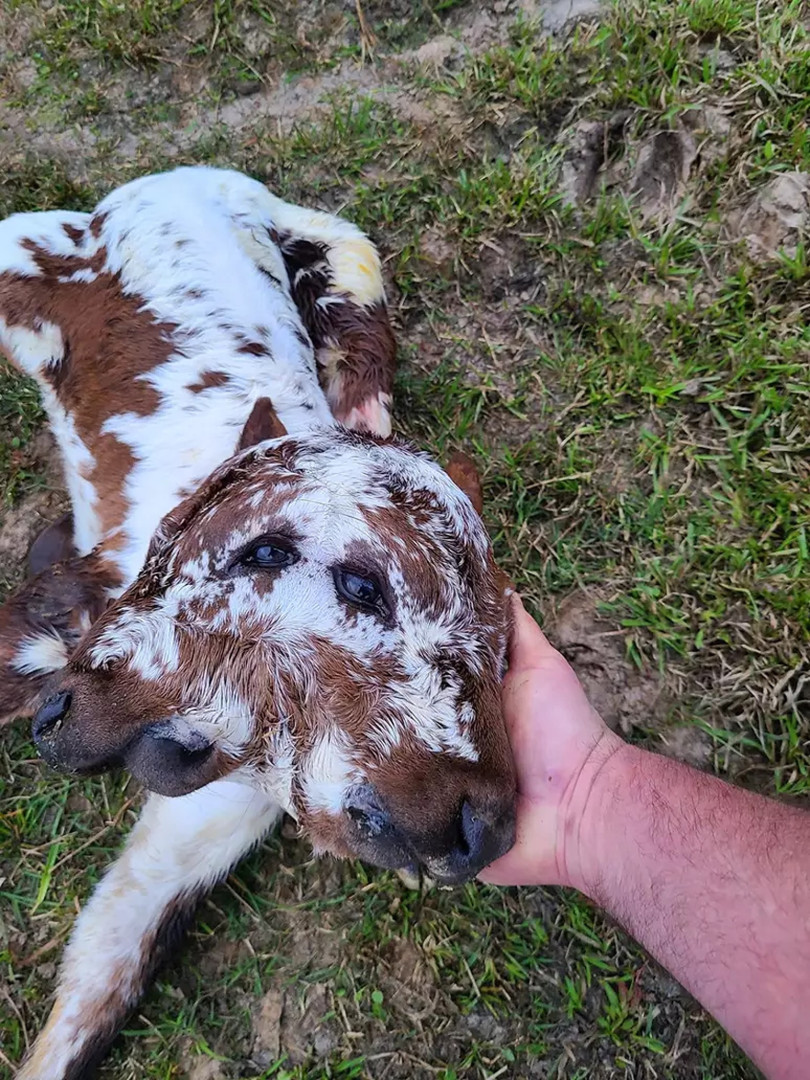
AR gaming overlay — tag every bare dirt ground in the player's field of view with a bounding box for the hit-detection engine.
[2,0,809,1077]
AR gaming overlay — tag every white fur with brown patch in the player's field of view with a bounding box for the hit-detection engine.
[1,167,515,1079]
[17,780,282,1080]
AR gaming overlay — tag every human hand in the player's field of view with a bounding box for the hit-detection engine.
[479,595,623,891]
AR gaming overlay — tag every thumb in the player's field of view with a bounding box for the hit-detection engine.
[507,595,561,675]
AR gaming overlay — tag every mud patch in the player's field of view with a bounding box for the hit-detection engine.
[539,0,603,32]
[546,589,667,734]
[683,103,733,170]
[557,113,628,206]
[657,723,713,769]
[729,171,810,261]
[251,987,283,1064]
[380,937,438,1018]
[0,491,68,590]
[278,981,339,1065]
[0,430,67,588]
[179,1050,226,1080]
[626,127,697,222]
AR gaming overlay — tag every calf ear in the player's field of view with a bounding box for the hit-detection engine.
[237,397,288,451]
[0,553,116,724]
[144,404,291,569]
[27,512,76,577]
[445,451,484,516]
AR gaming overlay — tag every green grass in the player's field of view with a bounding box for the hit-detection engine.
[1,0,807,1075]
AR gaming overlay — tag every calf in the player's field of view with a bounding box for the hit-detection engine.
[0,167,516,1078]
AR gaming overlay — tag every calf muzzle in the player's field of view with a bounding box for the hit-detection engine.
[32,685,227,796]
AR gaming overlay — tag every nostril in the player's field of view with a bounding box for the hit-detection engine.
[457,799,486,861]
[346,785,391,838]
[32,690,72,741]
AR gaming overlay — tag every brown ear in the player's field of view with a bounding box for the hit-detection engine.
[27,512,76,577]
[445,451,484,515]
[236,397,288,451]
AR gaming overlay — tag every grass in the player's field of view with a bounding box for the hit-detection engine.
[2,0,808,1075]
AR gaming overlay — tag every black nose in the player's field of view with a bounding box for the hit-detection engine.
[438,799,516,883]
[32,691,72,742]
[345,787,516,884]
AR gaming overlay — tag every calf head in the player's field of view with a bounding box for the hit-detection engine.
[33,426,516,883]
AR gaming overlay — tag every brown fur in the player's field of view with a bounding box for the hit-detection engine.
[274,231,396,423]
[0,553,119,724]
[186,370,231,394]
[316,301,397,421]
[445,452,484,516]
[0,243,179,542]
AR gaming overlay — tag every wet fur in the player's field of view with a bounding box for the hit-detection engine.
[0,167,512,1077]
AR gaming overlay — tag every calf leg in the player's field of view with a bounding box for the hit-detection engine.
[260,194,397,437]
[18,779,283,1080]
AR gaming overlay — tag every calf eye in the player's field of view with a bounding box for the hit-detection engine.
[239,537,298,569]
[334,567,386,614]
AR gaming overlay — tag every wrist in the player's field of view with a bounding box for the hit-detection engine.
[555,727,631,898]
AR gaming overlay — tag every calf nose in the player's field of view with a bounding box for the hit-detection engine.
[32,690,72,742]
[344,787,516,883]
[346,785,392,838]
[434,799,516,884]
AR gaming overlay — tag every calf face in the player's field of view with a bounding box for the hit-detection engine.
[33,430,516,883]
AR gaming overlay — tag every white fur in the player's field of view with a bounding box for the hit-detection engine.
[12,631,70,676]
[304,730,361,815]
[39,385,102,557]
[0,318,64,378]
[17,781,282,1080]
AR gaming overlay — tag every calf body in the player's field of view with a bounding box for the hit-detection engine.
[0,168,515,1077]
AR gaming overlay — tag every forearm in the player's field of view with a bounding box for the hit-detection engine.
[573,744,810,1080]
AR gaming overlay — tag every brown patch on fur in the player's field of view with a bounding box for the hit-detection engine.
[358,502,452,619]
[274,232,395,419]
[237,339,269,357]
[300,807,356,858]
[187,370,230,394]
[87,432,138,543]
[62,223,85,245]
[0,241,180,538]
[132,447,304,598]
[89,211,108,238]
[316,302,396,418]
[43,341,72,394]
[48,607,244,794]
[283,637,408,745]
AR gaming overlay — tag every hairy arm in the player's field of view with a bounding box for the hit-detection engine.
[578,746,809,1078]
[482,598,810,1080]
